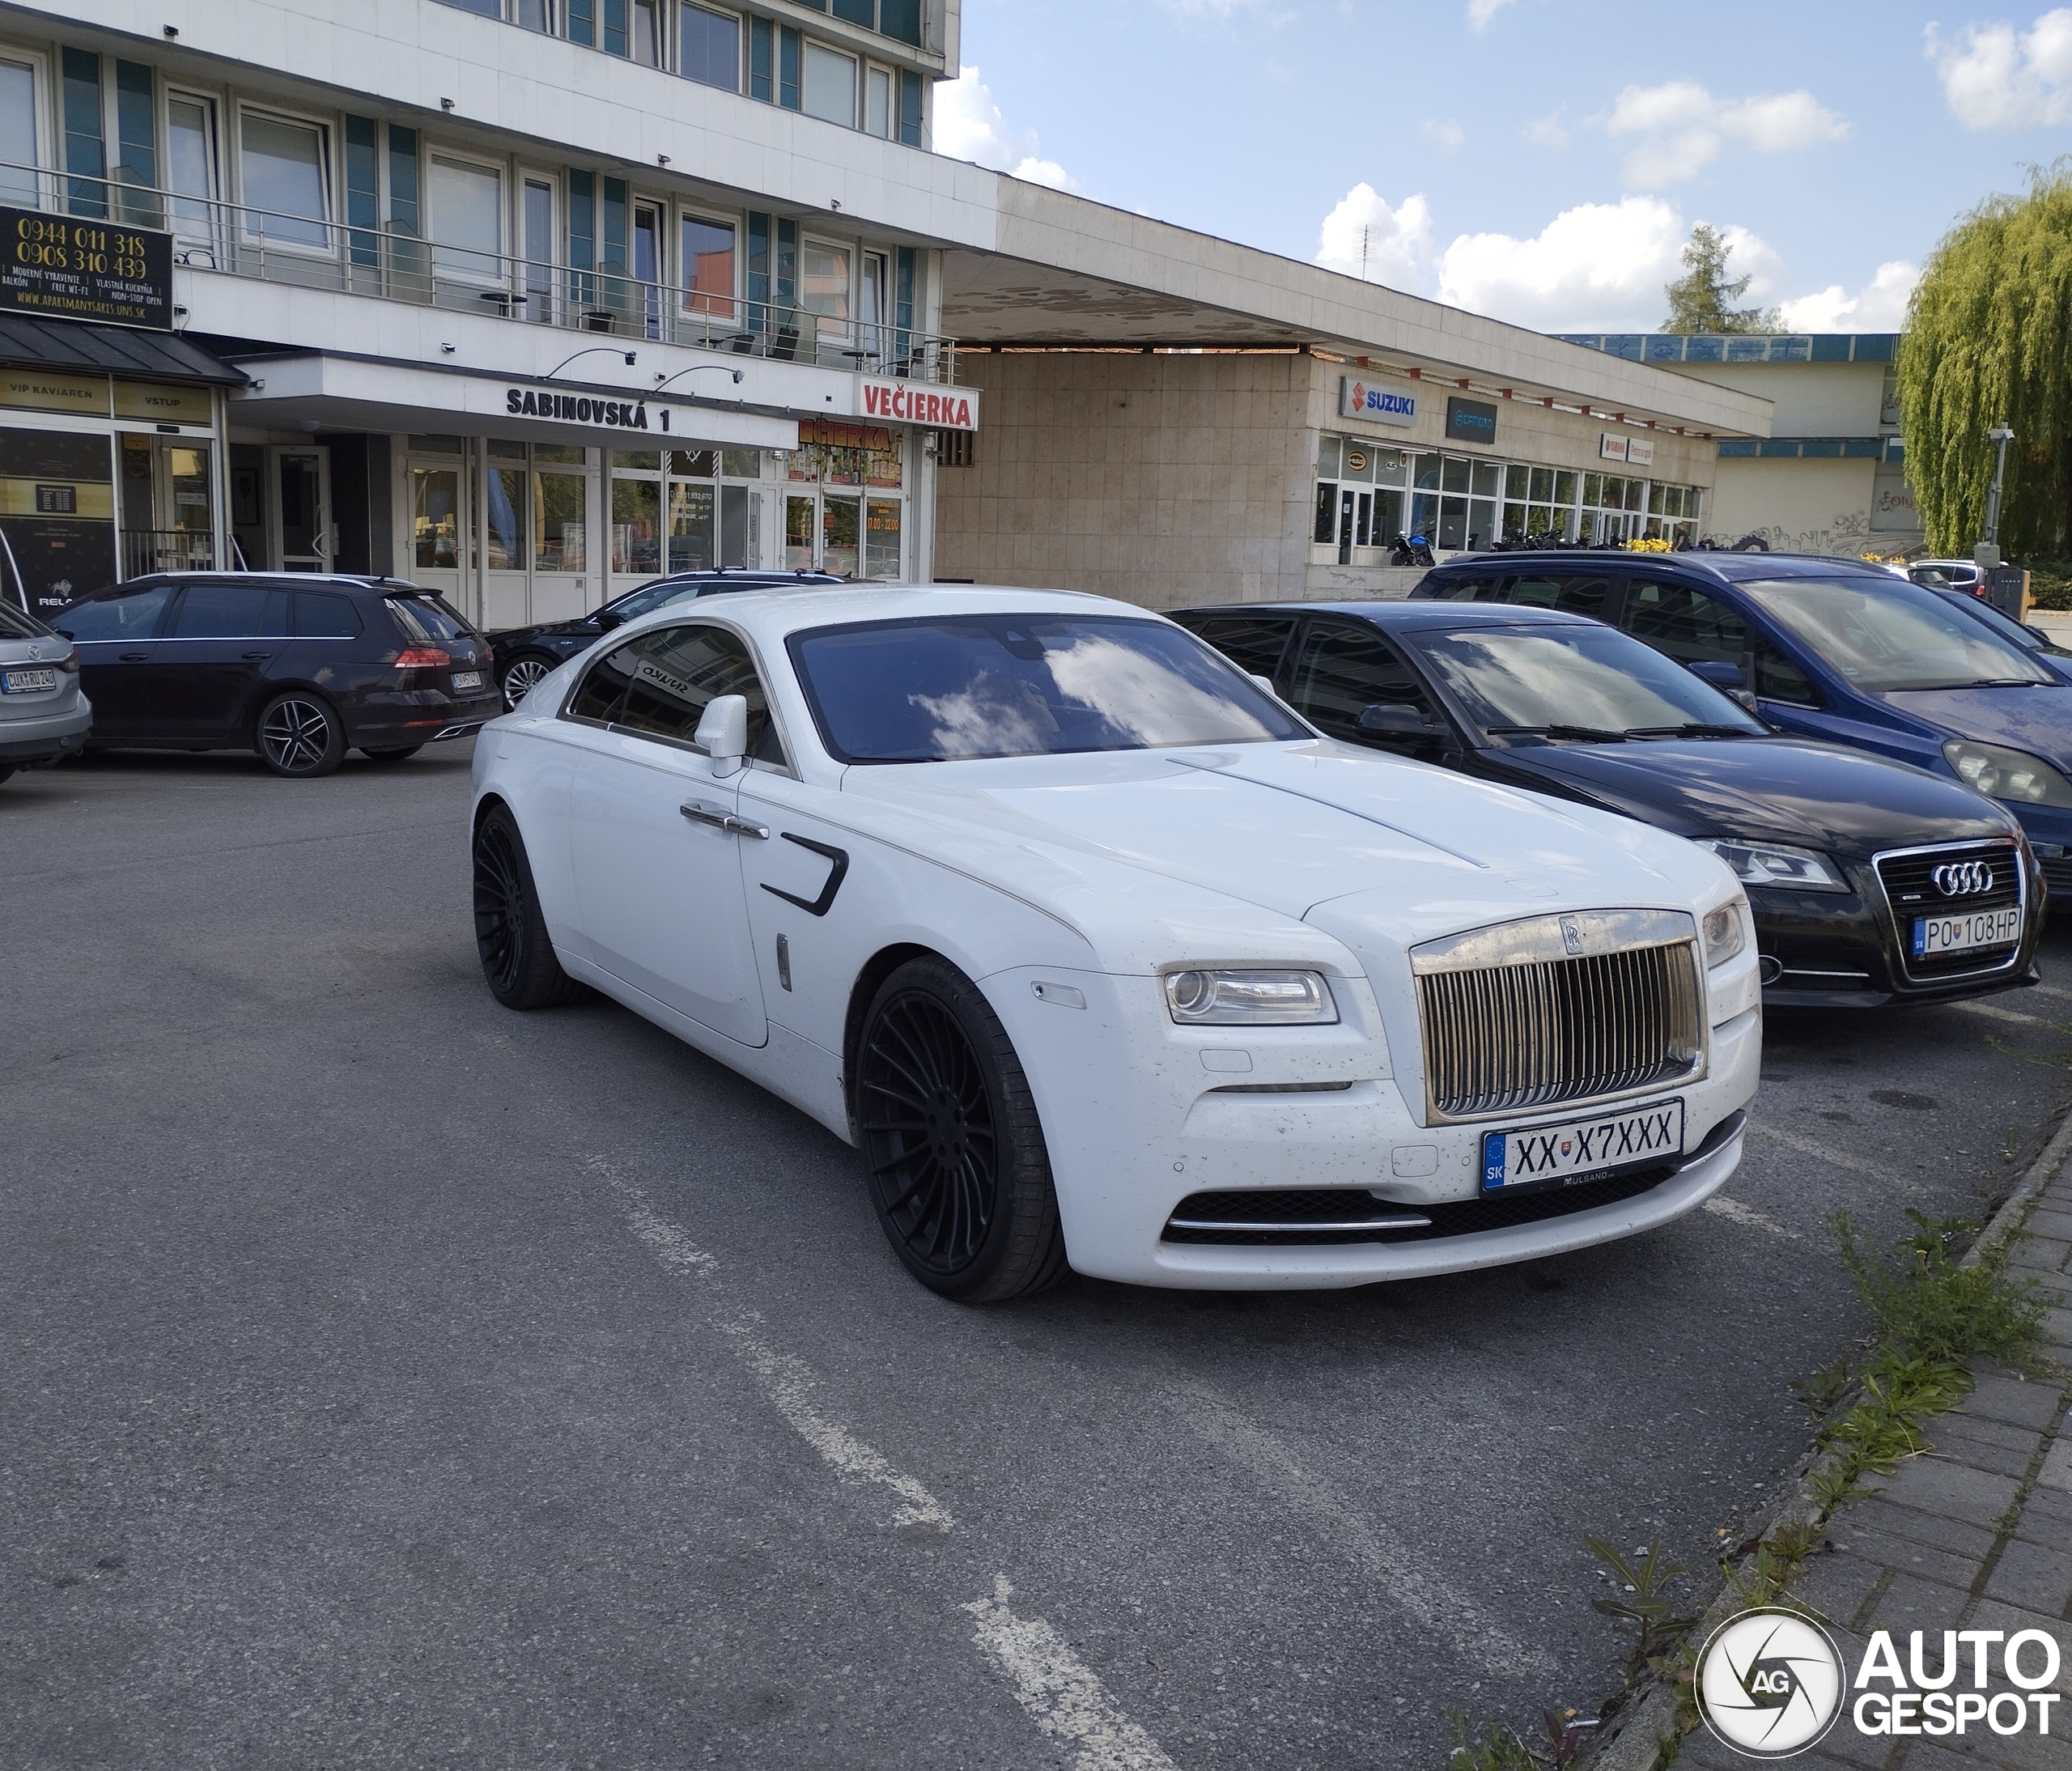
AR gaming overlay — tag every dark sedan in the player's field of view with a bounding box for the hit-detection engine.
[486,567,847,708]
[50,572,500,778]
[1175,600,2044,1010]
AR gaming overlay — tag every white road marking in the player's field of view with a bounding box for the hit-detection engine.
[963,1576,1180,1771]
[1174,1381,1555,1678]
[1745,1121,1922,1191]
[1951,998,2040,1026]
[1702,1196,1799,1239]
[2031,983,2072,1000]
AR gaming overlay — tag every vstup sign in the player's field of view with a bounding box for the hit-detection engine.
[860,378,978,431]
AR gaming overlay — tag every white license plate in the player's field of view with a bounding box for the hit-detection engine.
[450,670,482,690]
[1,667,57,694]
[1481,1098,1685,1192]
[1913,908,2021,958]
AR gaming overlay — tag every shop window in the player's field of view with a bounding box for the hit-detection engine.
[414,468,461,570]
[533,469,588,571]
[864,498,901,579]
[669,481,715,571]
[803,43,857,125]
[612,476,661,576]
[241,111,331,248]
[784,495,814,569]
[486,466,527,569]
[822,495,860,576]
[1,59,36,207]
[680,4,741,90]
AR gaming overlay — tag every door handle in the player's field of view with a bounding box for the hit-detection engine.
[680,800,770,839]
[241,650,274,660]
[119,651,150,661]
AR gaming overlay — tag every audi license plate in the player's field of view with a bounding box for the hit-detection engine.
[450,670,482,690]
[1481,1098,1684,1193]
[1913,908,2021,958]
[1,667,57,694]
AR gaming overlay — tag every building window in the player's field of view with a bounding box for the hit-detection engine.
[801,237,850,357]
[802,43,857,124]
[936,429,974,467]
[240,111,331,249]
[167,94,219,248]
[864,65,892,137]
[111,60,159,228]
[679,4,740,90]
[681,213,737,316]
[568,0,597,46]
[515,0,554,30]
[62,46,105,218]
[898,69,923,146]
[435,0,502,14]
[2,58,41,208]
[749,17,774,100]
[430,155,503,282]
[779,26,802,110]
[631,0,661,64]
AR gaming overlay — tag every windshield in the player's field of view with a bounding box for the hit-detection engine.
[1741,575,2053,690]
[1412,624,1766,739]
[790,614,1310,763]
[1938,590,2071,657]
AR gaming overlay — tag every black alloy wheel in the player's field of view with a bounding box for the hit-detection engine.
[361,745,423,762]
[472,805,585,1009]
[502,656,555,711]
[856,956,1067,1302]
[256,692,345,777]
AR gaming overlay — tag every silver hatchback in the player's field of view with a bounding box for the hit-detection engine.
[0,597,91,784]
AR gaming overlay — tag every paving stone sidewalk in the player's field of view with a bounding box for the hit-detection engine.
[1674,1174,2072,1771]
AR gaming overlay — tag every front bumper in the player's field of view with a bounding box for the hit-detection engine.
[986,961,1760,1289]
[1751,875,2042,1009]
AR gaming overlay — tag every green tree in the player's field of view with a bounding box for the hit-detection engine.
[1900,159,2072,558]
[1661,224,1777,333]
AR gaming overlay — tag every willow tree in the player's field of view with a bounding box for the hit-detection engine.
[1900,159,2072,559]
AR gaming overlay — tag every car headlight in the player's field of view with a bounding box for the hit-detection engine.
[1943,740,2072,808]
[1164,968,1340,1026]
[1695,838,1849,892]
[1700,902,1746,967]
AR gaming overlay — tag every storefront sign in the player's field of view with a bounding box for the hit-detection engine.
[1601,431,1654,466]
[0,365,111,417]
[113,380,214,423]
[1445,396,1497,446]
[1,204,174,329]
[1340,376,1416,427]
[859,378,978,431]
[505,388,677,432]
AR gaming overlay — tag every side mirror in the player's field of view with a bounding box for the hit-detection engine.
[593,608,622,631]
[1687,659,1745,692]
[694,693,749,776]
[1357,702,1441,738]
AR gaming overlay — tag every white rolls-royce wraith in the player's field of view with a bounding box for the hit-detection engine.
[469,585,1759,1301]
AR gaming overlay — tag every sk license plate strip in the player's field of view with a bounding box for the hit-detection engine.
[1482,1098,1685,1193]
[1913,908,2021,958]
[451,671,482,690]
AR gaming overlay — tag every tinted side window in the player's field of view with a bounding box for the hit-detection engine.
[1509,575,1611,619]
[386,593,475,643]
[1425,575,1505,602]
[171,584,289,639]
[569,639,639,724]
[295,592,363,639]
[1619,579,1747,667]
[1186,614,1297,682]
[1290,620,1433,742]
[616,623,780,762]
[1754,637,1820,707]
[52,584,174,641]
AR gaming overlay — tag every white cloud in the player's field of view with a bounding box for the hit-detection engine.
[1467,0,1515,28]
[932,66,1081,192]
[1433,196,1692,330]
[1421,118,1466,151]
[1314,184,1437,288]
[1777,260,1921,332]
[1525,113,1570,147]
[1926,9,2072,128]
[1603,81,1847,185]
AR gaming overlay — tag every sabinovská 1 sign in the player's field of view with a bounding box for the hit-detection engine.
[2,205,173,330]
[860,379,978,430]
[1339,376,1416,427]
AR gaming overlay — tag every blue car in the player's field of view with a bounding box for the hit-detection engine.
[1411,552,2072,901]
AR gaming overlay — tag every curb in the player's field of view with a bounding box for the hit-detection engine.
[1575,1096,2072,1771]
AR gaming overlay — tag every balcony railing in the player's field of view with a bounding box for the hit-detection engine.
[0,161,958,384]
[121,529,214,580]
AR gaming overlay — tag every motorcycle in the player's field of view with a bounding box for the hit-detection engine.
[1390,533,1436,567]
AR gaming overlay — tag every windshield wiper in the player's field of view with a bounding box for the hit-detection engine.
[1483,723,1628,743]
[1622,723,1762,738]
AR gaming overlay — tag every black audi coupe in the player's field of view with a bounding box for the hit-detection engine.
[1175,599,2044,1010]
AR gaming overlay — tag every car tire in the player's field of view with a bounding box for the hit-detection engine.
[856,955,1068,1302]
[473,805,585,1010]
[256,691,346,777]
[501,655,556,711]
[0,763,15,786]
[360,745,424,762]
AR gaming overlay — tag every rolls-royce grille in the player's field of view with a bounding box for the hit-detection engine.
[1875,841,2023,979]
[1416,941,1703,1121]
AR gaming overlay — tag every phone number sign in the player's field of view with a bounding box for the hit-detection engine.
[2,205,173,330]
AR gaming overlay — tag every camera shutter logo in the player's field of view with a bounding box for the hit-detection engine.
[1696,1608,1845,1757]
[1930,860,1994,897]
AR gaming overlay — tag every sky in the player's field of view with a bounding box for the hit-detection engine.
[936,0,2072,335]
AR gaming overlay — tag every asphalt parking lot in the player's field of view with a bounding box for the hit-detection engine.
[5,744,2070,1771]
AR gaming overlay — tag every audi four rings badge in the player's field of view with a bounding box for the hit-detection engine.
[1931,861,1995,897]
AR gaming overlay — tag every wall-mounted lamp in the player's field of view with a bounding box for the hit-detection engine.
[440,97,456,112]
[830,198,842,211]
[657,154,671,167]
[546,346,639,376]
[163,23,178,36]
[440,342,456,355]
[652,364,745,393]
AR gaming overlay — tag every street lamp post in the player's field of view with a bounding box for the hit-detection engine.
[1976,423,2015,570]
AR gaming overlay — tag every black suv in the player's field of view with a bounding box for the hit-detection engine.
[49,573,500,777]
[486,568,847,708]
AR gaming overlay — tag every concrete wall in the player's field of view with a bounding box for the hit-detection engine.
[1671,360,1887,435]
[934,351,1314,609]
[1706,458,1886,555]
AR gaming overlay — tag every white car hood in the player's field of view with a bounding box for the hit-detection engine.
[841,741,1734,958]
